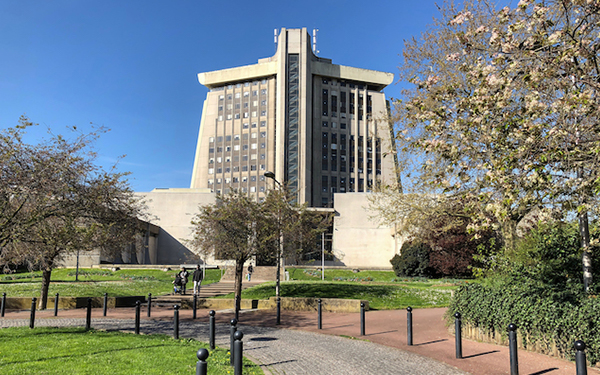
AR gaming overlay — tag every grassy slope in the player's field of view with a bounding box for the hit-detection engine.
[0,327,261,375]
[0,268,222,297]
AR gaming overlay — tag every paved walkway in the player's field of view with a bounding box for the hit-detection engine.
[1,306,598,375]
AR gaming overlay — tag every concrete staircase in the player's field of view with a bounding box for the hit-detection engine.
[220,266,279,282]
[150,280,264,308]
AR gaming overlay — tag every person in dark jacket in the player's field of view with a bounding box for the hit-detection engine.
[193,264,204,296]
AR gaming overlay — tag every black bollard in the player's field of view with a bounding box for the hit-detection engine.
[229,318,238,366]
[209,310,216,350]
[29,297,36,329]
[196,348,209,375]
[54,293,59,316]
[1,292,6,317]
[454,312,462,359]
[575,340,587,375]
[85,297,92,330]
[360,302,365,336]
[193,294,197,320]
[103,292,108,317]
[276,297,281,325]
[233,331,244,375]
[407,306,413,346]
[173,305,180,339]
[147,293,152,317]
[317,298,322,330]
[135,300,141,334]
[507,323,519,375]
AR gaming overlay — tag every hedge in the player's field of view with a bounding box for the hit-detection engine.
[447,283,599,366]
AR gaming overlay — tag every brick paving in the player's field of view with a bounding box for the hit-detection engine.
[2,306,599,375]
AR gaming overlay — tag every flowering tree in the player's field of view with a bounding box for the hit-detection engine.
[392,0,600,290]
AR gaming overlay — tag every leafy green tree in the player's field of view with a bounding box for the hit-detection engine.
[391,0,600,290]
[0,117,144,308]
[190,192,267,317]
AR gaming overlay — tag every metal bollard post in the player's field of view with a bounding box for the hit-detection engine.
[575,340,588,375]
[317,298,322,329]
[29,297,37,329]
[135,300,141,334]
[173,305,180,339]
[1,292,6,317]
[508,323,519,375]
[54,293,59,316]
[196,348,209,375]
[193,294,197,320]
[407,306,413,346]
[276,297,281,325]
[147,293,152,317]
[209,310,216,350]
[360,302,365,336]
[230,318,238,366]
[233,331,244,375]
[454,312,462,359]
[85,297,92,330]
[103,292,108,316]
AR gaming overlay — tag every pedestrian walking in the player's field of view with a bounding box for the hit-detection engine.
[193,264,204,296]
[178,267,190,295]
[247,264,253,281]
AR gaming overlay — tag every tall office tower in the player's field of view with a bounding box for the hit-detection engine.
[190,28,398,207]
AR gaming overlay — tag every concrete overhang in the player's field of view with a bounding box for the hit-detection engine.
[198,61,278,89]
[312,62,394,91]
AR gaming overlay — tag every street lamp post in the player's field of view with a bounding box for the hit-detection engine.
[264,171,283,323]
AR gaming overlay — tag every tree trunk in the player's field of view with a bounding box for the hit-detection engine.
[234,258,244,320]
[40,268,52,310]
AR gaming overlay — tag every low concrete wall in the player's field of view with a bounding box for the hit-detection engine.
[187,297,368,312]
[3,296,146,310]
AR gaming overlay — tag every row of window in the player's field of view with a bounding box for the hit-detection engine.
[209,132,266,143]
[209,175,267,185]
[208,164,267,174]
[210,79,269,92]
[208,142,266,154]
[218,111,266,121]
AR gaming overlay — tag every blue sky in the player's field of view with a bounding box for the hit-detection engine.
[0,0,442,192]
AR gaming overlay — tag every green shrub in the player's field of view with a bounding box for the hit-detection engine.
[448,282,600,365]
[390,241,433,277]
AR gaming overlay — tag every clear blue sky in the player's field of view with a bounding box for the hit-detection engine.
[0,0,441,192]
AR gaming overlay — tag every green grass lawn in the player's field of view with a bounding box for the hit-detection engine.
[0,327,261,375]
[0,268,222,297]
[219,281,454,310]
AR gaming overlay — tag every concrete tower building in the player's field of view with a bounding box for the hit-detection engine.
[190,28,398,207]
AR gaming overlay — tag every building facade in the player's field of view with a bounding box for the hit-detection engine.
[190,28,398,207]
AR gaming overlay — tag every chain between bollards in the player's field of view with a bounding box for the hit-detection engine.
[173,305,180,339]
[508,323,519,375]
[229,318,238,366]
[135,300,141,334]
[29,297,36,329]
[1,292,6,317]
[317,298,322,330]
[209,310,216,350]
[196,348,209,375]
[407,306,413,346]
[103,292,108,316]
[276,297,281,325]
[454,312,462,359]
[575,340,587,375]
[360,302,366,336]
[147,293,152,317]
[85,297,92,330]
[233,330,244,375]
